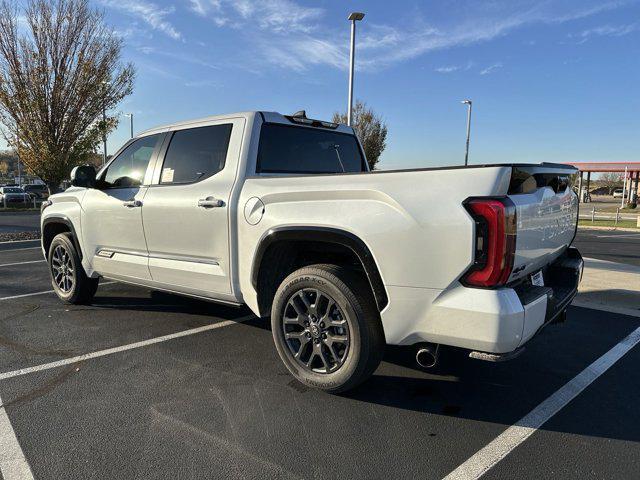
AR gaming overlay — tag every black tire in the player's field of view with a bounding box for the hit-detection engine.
[48,233,99,304]
[271,264,385,393]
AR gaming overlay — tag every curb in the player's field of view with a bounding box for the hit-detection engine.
[578,225,639,233]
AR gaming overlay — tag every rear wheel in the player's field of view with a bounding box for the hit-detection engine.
[48,233,99,304]
[271,264,384,393]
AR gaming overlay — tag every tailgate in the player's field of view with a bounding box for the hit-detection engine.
[507,165,578,282]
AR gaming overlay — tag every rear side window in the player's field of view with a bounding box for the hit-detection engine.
[160,124,232,184]
[257,124,365,174]
[102,134,160,188]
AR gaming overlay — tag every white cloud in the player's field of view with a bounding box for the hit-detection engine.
[570,23,637,42]
[183,0,635,73]
[480,63,503,75]
[99,0,182,40]
[184,79,220,88]
[192,0,322,33]
[434,61,473,74]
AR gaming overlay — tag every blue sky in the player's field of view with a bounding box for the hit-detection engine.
[32,0,640,169]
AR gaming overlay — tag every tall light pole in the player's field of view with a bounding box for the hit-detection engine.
[347,12,365,126]
[101,81,109,165]
[461,99,473,166]
[124,113,134,138]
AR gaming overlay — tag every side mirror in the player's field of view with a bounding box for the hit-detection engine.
[70,165,96,188]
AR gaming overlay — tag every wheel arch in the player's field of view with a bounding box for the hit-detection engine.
[251,226,388,316]
[42,216,83,260]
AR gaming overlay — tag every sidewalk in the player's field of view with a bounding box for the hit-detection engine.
[573,257,640,317]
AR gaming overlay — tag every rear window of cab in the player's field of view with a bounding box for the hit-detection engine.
[256,123,366,174]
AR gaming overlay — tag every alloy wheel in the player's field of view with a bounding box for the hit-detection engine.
[51,244,74,293]
[282,288,350,374]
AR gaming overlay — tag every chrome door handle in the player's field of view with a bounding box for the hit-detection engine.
[123,199,142,208]
[198,196,224,208]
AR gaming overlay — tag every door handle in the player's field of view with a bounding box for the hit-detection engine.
[123,199,143,208]
[198,196,224,208]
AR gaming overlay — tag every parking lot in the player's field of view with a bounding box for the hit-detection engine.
[1,231,639,479]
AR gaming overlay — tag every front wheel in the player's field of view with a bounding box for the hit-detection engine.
[271,264,385,393]
[48,233,99,304]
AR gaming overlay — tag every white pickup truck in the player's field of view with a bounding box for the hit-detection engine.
[41,111,583,392]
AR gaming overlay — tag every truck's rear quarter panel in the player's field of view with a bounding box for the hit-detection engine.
[237,166,513,315]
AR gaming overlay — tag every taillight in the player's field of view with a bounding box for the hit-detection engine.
[462,198,517,288]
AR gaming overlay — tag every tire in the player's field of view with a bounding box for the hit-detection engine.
[271,264,385,393]
[48,233,99,304]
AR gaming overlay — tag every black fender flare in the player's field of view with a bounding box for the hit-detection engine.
[251,226,388,310]
[42,215,84,260]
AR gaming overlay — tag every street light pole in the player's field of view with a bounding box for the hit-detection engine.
[462,100,472,166]
[102,105,107,165]
[124,113,134,138]
[347,12,365,127]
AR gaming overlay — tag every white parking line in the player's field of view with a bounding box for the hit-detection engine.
[0,247,40,253]
[443,323,640,480]
[0,239,40,245]
[0,281,116,302]
[0,393,34,480]
[0,314,254,382]
[0,260,45,268]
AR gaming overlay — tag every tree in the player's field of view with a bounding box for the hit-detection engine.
[333,101,388,170]
[599,172,623,195]
[0,0,134,192]
[0,160,8,175]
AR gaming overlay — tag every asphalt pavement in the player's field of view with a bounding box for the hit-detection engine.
[0,236,639,479]
[573,228,640,267]
[0,215,639,479]
[0,211,40,234]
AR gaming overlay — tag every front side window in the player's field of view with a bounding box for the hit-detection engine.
[101,134,160,188]
[160,124,233,184]
[257,124,366,174]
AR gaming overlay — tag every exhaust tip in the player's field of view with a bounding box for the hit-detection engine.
[416,344,439,369]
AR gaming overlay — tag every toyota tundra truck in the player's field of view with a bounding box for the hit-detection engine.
[41,110,583,393]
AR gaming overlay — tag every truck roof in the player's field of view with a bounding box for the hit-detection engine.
[138,111,355,138]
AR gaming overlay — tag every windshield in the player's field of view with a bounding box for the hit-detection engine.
[257,124,366,174]
[3,188,23,193]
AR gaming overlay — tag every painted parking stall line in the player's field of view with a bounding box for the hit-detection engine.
[443,323,640,480]
[0,314,254,382]
[0,393,34,480]
[0,260,45,268]
[0,281,116,302]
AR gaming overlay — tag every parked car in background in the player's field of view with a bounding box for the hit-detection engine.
[24,184,49,200]
[612,188,627,198]
[0,186,30,205]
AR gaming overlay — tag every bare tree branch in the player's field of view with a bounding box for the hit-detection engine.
[333,101,388,171]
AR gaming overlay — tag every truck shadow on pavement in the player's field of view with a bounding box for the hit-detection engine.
[88,290,640,444]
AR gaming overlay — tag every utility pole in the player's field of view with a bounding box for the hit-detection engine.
[461,99,473,166]
[347,12,365,126]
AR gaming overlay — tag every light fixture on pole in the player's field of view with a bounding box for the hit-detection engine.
[347,12,365,127]
[124,113,134,138]
[461,99,473,166]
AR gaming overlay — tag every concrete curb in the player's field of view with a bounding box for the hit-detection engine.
[578,225,639,233]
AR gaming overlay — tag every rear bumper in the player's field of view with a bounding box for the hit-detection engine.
[380,247,583,352]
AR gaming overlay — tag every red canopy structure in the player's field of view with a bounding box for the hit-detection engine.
[563,161,640,203]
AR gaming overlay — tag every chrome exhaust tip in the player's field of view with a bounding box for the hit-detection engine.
[415,343,440,369]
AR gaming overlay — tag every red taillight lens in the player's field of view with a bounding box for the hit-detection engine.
[462,198,517,288]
